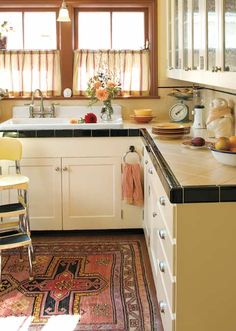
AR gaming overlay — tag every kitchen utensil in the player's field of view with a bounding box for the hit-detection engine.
[192,105,206,129]
[169,101,190,122]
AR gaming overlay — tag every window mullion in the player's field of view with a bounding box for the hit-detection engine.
[110,11,112,49]
[22,12,25,49]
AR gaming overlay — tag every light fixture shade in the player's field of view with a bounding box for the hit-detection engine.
[57,1,71,22]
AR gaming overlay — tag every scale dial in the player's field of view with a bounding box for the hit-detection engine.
[169,102,189,122]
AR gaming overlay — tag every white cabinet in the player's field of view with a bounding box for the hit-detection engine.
[4,158,62,230]
[143,148,176,331]
[2,137,142,231]
[20,158,62,230]
[167,0,236,89]
[62,157,121,230]
[143,146,236,331]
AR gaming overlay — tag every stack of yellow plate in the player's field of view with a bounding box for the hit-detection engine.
[152,123,191,138]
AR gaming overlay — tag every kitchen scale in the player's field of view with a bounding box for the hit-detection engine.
[169,100,190,122]
[168,89,193,123]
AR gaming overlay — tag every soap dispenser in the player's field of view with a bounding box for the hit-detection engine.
[192,105,206,129]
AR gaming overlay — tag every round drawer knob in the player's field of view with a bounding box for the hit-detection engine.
[63,166,68,171]
[152,212,157,218]
[148,168,153,175]
[159,229,166,240]
[159,301,167,313]
[159,261,166,272]
[145,160,148,165]
[55,167,60,172]
[159,196,166,206]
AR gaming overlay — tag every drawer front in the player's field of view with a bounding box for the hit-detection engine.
[156,175,175,238]
[149,166,175,238]
[154,257,175,331]
[155,211,175,274]
[152,230,175,312]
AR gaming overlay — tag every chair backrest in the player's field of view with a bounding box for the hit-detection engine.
[0,138,22,161]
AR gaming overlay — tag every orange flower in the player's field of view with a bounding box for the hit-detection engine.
[107,81,116,88]
[93,81,101,89]
[96,88,109,101]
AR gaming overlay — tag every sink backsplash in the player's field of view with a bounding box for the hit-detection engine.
[12,104,122,122]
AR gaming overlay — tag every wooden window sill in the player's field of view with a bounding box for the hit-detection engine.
[2,95,161,101]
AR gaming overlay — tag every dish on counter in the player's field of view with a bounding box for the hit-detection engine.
[210,148,236,166]
[130,115,156,123]
[153,122,191,130]
[182,140,213,149]
[152,124,191,139]
[133,109,153,116]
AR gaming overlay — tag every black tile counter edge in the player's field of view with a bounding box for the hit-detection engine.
[141,129,183,203]
[2,128,236,203]
[1,129,140,138]
[140,129,236,204]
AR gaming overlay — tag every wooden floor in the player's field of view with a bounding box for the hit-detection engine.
[32,229,164,331]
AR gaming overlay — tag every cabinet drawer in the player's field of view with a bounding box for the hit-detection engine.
[148,166,175,238]
[154,256,175,331]
[152,230,175,312]
[155,176,175,238]
[155,212,175,274]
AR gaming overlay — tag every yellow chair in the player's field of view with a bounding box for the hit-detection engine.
[0,137,34,283]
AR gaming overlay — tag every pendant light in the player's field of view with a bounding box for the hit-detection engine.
[57,1,71,22]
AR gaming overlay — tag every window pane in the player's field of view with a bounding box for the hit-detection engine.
[24,12,56,50]
[78,12,110,49]
[112,12,144,50]
[0,12,23,49]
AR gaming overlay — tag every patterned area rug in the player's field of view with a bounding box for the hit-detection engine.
[0,240,158,330]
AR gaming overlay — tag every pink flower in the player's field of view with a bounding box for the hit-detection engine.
[107,81,116,88]
[96,88,109,101]
[93,81,101,89]
[84,113,97,123]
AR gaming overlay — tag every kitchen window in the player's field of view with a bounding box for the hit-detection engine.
[0,0,157,98]
[73,0,157,97]
[0,11,57,50]
[0,9,61,97]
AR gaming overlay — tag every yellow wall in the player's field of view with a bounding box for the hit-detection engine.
[0,1,234,132]
[0,1,186,123]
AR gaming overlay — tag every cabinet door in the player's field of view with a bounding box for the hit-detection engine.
[224,0,236,72]
[5,158,62,230]
[62,157,121,230]
[167,0,236,89]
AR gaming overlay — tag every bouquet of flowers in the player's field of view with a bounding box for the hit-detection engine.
[86,71,121,120]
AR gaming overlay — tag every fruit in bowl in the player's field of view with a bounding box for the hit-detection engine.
[215,137,231,151]
[210,136,236,166]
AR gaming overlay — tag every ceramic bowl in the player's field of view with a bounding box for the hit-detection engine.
[134,109,153,116]
[130,115,155,123]
[210,148,236,166]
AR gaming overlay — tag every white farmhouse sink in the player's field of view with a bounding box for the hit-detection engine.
[0,105,123,130]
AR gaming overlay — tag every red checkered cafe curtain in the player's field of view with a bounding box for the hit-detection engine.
[0,50,61,97]
[73,49,150,97]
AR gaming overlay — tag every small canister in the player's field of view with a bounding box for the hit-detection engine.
[192,105,206,129]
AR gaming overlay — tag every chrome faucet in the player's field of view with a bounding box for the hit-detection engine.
[29,89,56,118]
[29,89,44,118]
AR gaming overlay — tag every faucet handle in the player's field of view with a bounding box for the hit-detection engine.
[50,102,59,117]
